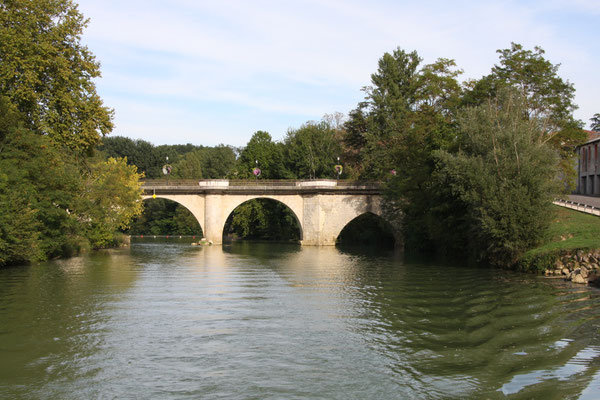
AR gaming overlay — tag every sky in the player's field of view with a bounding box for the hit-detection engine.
[76,0,599,147]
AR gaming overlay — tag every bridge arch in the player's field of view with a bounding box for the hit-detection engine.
[222,196,303,241]
[141,194,205,234]
[140,180,388,246]
[336,211,398,247]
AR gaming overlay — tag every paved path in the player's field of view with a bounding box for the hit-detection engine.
[553,195,600,216]
[568,195,600,208]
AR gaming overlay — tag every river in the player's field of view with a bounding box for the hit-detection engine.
[2,241,600,399]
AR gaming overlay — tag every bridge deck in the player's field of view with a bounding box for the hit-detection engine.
[141,179,383,195]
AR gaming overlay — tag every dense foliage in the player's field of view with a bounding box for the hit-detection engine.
[0,1,142,266]
[434,90,560,266]
[0,0,113,154]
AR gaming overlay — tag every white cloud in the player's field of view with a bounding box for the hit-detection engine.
[77,0,600,145]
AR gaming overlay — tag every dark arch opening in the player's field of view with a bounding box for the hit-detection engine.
[336,212,396,249]
[223,198,302,243]
[126,198,203,236]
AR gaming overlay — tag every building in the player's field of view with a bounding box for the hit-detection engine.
[576,130,600,196]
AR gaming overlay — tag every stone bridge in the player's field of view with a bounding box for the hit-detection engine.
[141,179,397,246]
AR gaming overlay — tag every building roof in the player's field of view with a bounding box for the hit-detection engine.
[578,130,600,147]
[586,130,600,142]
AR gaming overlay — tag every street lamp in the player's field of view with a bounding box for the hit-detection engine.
[162,156,172,185]
[334,156,343,180]
[253,160,261,179]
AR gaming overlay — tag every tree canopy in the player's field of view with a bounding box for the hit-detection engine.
[434,89,560,265]
[0,0,114,153]
[0,1,143,266]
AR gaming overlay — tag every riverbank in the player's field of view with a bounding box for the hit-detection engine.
[516,205,600,284]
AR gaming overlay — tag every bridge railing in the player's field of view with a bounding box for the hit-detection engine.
[141,179,381,188]
[553,198,600,216]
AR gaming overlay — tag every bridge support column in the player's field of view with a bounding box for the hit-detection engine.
[204,194,224,245]
[301,195,339,246]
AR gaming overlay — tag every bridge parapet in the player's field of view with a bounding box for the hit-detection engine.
[141,179,382,195]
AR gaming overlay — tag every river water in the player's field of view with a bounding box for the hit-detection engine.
[2,241,600,399]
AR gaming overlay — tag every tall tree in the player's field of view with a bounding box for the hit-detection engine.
[344,48,422,179]
[434,89,560,266]
[236,131,290,179]
[0,0,114,153]
[344,49,462,180]
[591,113,600,131]
[464,43,584,189]
[284,121,341,179]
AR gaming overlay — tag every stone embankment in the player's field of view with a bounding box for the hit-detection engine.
[544,250,600,285]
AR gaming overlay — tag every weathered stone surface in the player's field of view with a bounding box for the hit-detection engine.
[142,191,388,246]
[572,274,587,284]
[553,269,562,276]
[581,266,589,278]
[544,269,552,276]
[562,268,570,275]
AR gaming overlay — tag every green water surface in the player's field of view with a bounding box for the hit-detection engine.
[2,241,600,399]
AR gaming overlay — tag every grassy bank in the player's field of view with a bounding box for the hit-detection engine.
[517,205,600,273]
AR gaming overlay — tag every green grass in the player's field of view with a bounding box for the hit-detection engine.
[517,205,600,272]
[529,205,600,255]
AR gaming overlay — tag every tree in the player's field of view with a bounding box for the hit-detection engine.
[171,150,204,179]
[99,137,161,177]
[491,44,577,132]
[0,0,113,153]
[344,48,422,179]
[171,145,237,179]
[284,121,341,179]
[236,131,291,179]
[0,112,83,263]
[592,114,600,131]
[344,48,463,250]
[201,145,236,178]
[77,157,144,248]
[463,43,584,190]
[434,89,560,266]
[344,48,462,180]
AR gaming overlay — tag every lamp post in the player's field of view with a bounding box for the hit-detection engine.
[253,160,261,179]
[162,156,171,185]
[334,156,343,180]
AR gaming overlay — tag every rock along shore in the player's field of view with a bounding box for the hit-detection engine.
[544,250,600,285]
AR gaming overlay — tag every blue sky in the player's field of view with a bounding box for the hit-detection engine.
[76,0,599,147]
